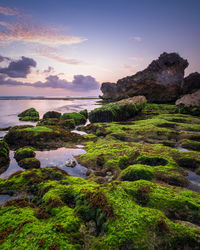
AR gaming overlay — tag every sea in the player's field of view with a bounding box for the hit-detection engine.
[0,96,101,187]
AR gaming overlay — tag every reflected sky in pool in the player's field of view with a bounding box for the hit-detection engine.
[0,147,87,179]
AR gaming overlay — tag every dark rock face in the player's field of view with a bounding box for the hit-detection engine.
[100,52,189,103]
[43,111,61,119]
[182,72,200,94]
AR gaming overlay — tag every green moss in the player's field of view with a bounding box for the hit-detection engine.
[176,104,200,116]
[58,119,75,129]
[14,147,35,162]
[37,118,59,126]
[79,109,88,119]
[18,108,39,121]
[19,116,39,121]
[0,141,10,173]
[22,126,53,135]
[18,157,40,169]
[89,100,146,123]
[120,164,154,181]
[135,155,168,166]
[61,112,86,125]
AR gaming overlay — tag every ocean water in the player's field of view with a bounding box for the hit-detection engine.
[0,97,100,128]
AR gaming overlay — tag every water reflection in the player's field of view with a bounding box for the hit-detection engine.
[0,147,87,179]
[186,170,200,193]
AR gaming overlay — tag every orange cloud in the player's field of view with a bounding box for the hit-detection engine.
[0,21,87,46]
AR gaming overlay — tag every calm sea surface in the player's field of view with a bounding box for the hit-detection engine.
[0,98,100,128]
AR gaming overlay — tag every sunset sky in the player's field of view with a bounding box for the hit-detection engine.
[0,0,199,96]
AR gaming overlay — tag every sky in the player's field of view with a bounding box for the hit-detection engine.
[0,0,199,97]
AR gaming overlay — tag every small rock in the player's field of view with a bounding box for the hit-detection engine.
[65,160,76,168]
[86,220,97,236]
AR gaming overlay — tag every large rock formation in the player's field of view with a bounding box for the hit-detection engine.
[100,52,189,103]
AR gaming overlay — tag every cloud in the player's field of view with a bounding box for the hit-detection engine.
[43,66,54,74]
[0,74,100,92]
[0,55,10,62]
[0,21,87,46]
[35,46,84,65]
[133,36,142,42]
[0,56,36,78]
[0,5,20,16]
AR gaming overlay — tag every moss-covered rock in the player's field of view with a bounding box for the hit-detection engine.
[37,118,59,126]
[89,96,146,123]
[43,111,61,119]
[0,141,10,174]
[61,112,87,125]
[79,109,88,119]
[58,119,75,129]
[4,125,82,149]
[14,147,36,162]
[18,157,40,169]
[119,164,154,181]
[18,108,39,121]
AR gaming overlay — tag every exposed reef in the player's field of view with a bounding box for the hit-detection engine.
[0,100,200,249]
[18,108,39,122]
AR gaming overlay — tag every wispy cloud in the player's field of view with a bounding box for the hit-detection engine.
[0,5,20,16]
[35,46,85,65]
[0,21,86,46]
[129,57,144,62]
[133,36,142,42]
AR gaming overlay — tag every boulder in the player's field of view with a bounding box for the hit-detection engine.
[14,147,36,162]
[18,157,40,169]
[182,72,200,94]
[4,125,82,149]
[43,111,61,119]
[61,112,86,125]
[100,52,189,103]
[176,89,200,107]
[18,108,39,121]
[175,90,200,116]
[89,96,146,123]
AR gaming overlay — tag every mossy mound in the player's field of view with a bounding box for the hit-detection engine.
[18,108,39,122]
[0,169,200,249]
[0,141,10,174]
[89,97,146,123]
[37,118,59,126]
[43,111,61,119]
[14,147,35,162]
[58,119,75,129]
[61,112,87,126]
[119,164,154,181]
[79,109,88,119]
[18,157,40,169]
[4,125,82,149]
[37,118,75,130]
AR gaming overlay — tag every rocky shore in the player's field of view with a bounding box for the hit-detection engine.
[0,53,200,249]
